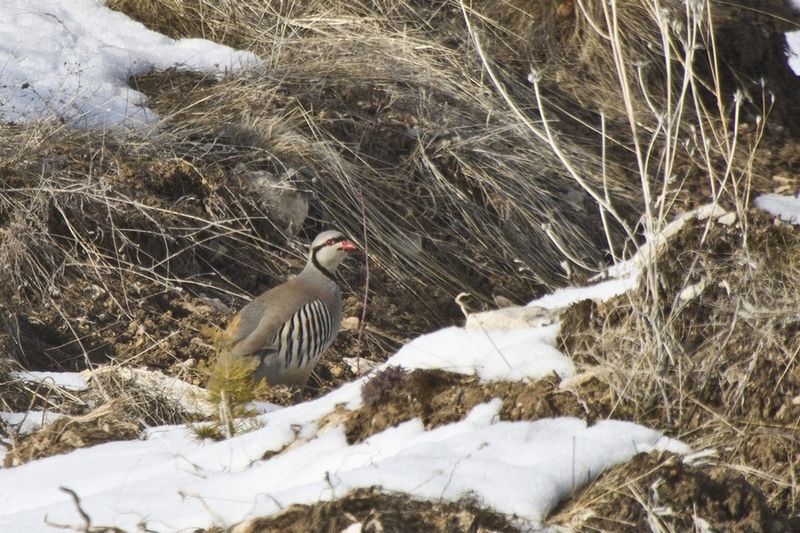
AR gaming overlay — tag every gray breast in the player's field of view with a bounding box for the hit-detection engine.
[273,299,335,370]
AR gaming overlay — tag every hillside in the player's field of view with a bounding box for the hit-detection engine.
[1,1,799,531]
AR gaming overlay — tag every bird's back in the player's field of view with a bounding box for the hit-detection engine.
[221,272,342,386]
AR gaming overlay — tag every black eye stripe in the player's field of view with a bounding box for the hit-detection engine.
[313,236,347,251]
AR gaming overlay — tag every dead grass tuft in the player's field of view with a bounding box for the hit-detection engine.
[551,452,800,532]
[0,359,86,418]
[3,401,140,467]
[87,367,207,427]
[558,209,800,516]
[0,359,32,414]
[225,486,518,533]
[360,365,408,409]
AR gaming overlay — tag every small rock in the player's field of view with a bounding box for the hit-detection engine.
[492,294,515,308]
[341,316,361,331]
[364,517,384,533]
[244,169,309,235]
[678,279,708,301]
[465,306,556,331]
[340,522,362,533]
[343,357,379,376]
[717,212,737,226]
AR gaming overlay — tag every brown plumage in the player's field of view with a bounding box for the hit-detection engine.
[219,230,357,387]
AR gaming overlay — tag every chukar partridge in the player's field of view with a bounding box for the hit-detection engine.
[219,230,357,387]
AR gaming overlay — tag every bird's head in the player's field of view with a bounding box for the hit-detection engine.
[307,229,357,276]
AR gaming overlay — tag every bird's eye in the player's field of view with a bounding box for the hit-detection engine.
[326,238,335,246]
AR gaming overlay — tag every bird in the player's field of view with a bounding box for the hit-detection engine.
[218,229,357,388]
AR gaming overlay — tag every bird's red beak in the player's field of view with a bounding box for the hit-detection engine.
[339,240,358,252]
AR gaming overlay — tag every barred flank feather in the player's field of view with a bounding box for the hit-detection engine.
[274,299,333,370]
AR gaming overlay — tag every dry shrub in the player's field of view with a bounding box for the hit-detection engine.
[2,364,214,464]
[551,452,799,532]
[0,359,31,415]
[360,365,408,409]
[0,359,86,421]
[87,367,208,427]
[111,0,647,301]
[561,210,800,422]
[0,121,287,372]
[486,0,799,129]
[103,0,798,310]
[558,209,800,516]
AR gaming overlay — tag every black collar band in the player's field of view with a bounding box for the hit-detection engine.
[311,247,336,281]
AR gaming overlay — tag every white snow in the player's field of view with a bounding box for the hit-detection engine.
[528,274,635,310]
[786,0,800,74]
[755,193,800,223]
[0,411,65,436]
[789,32,800,75]
[387,325,575,381]
[11,370,88,391]
[0,0,260,129]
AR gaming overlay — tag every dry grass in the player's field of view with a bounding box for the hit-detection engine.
[550,451,797,532]
[0,121,287,371]
[0,358,86,419]
[557,209,800,520]
[0,0,662,376]
[3,0,787,362]
[3,401,140,467]
[111,0,648,298]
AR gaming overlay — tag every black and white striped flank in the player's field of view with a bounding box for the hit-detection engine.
[273,300,335,370]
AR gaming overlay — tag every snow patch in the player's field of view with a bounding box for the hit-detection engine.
[11,371,88,391]
[0,411,65,436]
[528,275,635,310]
[387,325,575,381]
[788,31,800,75]
[0,0,260,129]
[756,193,800,224]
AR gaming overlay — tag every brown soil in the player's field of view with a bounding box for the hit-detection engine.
[344,367,616,444]
[553,453,800,532]
[214,487,518,533]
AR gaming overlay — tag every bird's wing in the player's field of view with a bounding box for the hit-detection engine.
[223,279,318,358]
